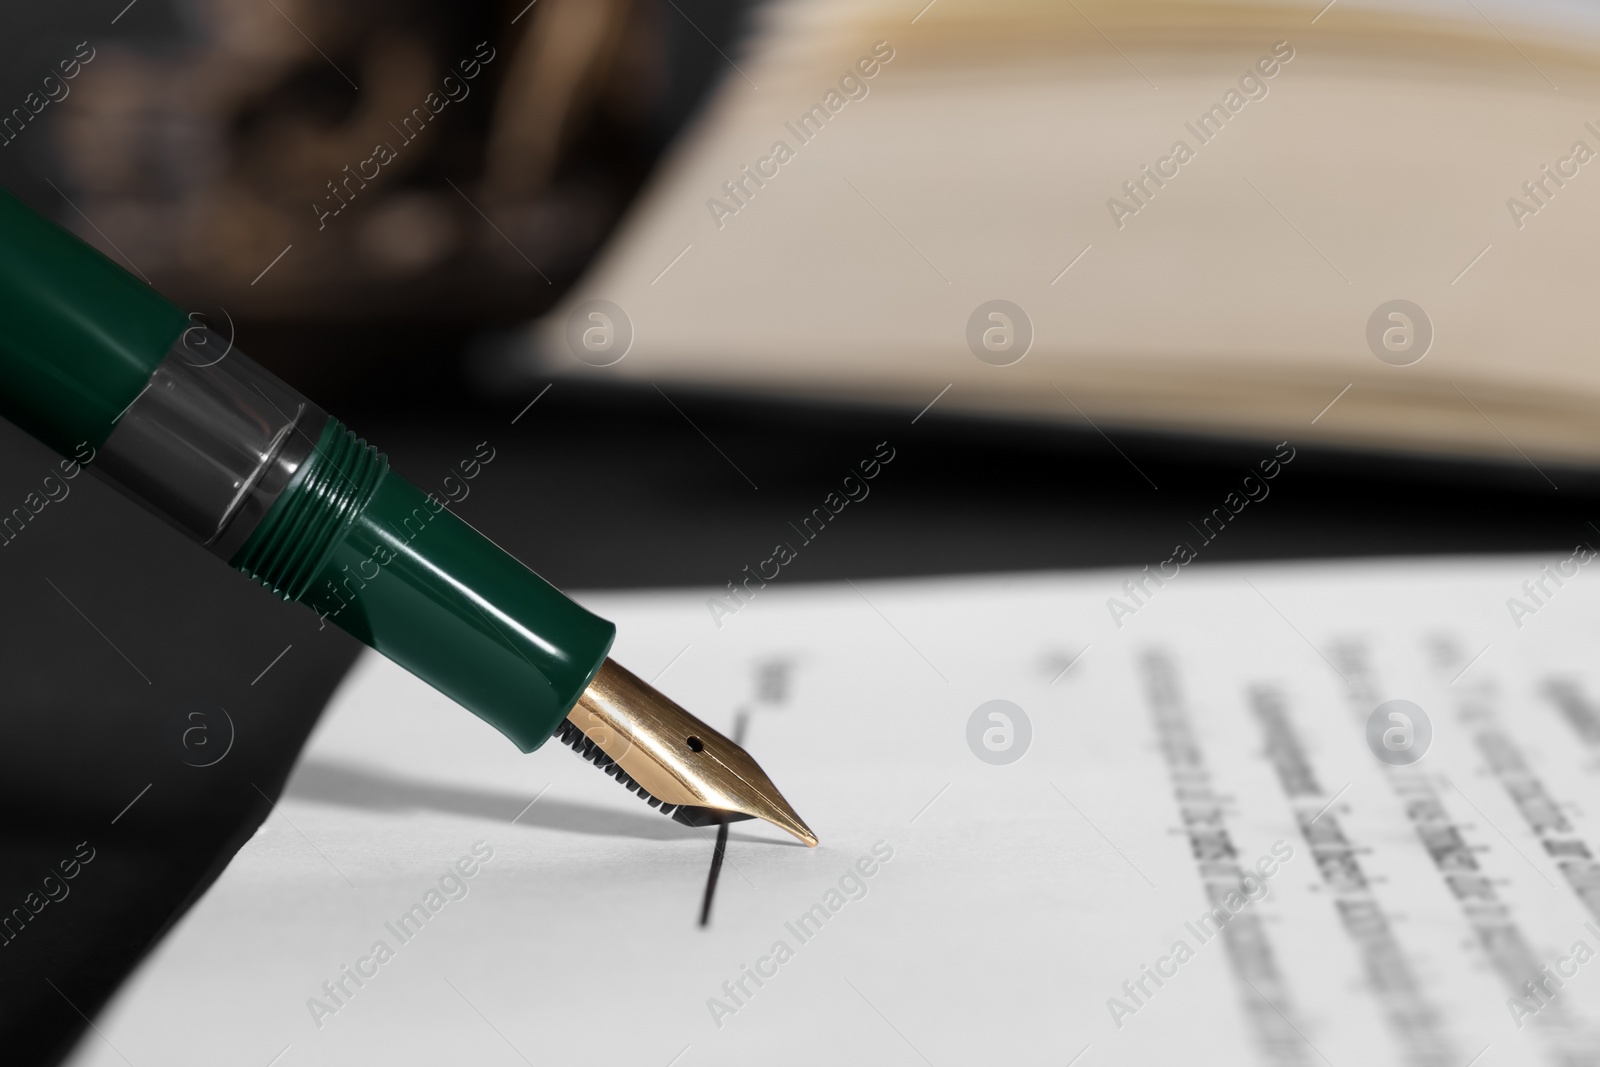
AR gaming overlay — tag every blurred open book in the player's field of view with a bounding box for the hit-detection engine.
[515,0,1600,466]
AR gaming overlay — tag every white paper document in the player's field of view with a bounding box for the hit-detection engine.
[69,557,1600,1066]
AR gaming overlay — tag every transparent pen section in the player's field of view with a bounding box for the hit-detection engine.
[94,328,328,559]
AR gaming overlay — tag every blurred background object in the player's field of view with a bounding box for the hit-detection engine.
[11,0,753,396]
[520,0,1600,467]
[32,0,1600,467]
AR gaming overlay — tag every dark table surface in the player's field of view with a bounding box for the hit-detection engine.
[356,378,1600,593]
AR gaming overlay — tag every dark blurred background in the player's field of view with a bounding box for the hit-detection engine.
[3,1,1599,1064]
[3,0,752,394]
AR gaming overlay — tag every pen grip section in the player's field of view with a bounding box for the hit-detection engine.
[233,419,614,752]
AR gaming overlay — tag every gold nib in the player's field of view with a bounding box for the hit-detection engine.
[561,658,818,847]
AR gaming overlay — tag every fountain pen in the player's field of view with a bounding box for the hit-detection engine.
[0,186,816,847]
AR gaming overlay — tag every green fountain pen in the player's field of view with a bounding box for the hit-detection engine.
[0,186,816,847]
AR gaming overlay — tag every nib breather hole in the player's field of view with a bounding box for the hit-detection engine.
[686,736,704,752]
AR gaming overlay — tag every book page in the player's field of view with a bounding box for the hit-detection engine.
[516,0,1600,463]
[66,554,1600,1066]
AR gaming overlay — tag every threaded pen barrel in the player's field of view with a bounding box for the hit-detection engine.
[232,416,614,751]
